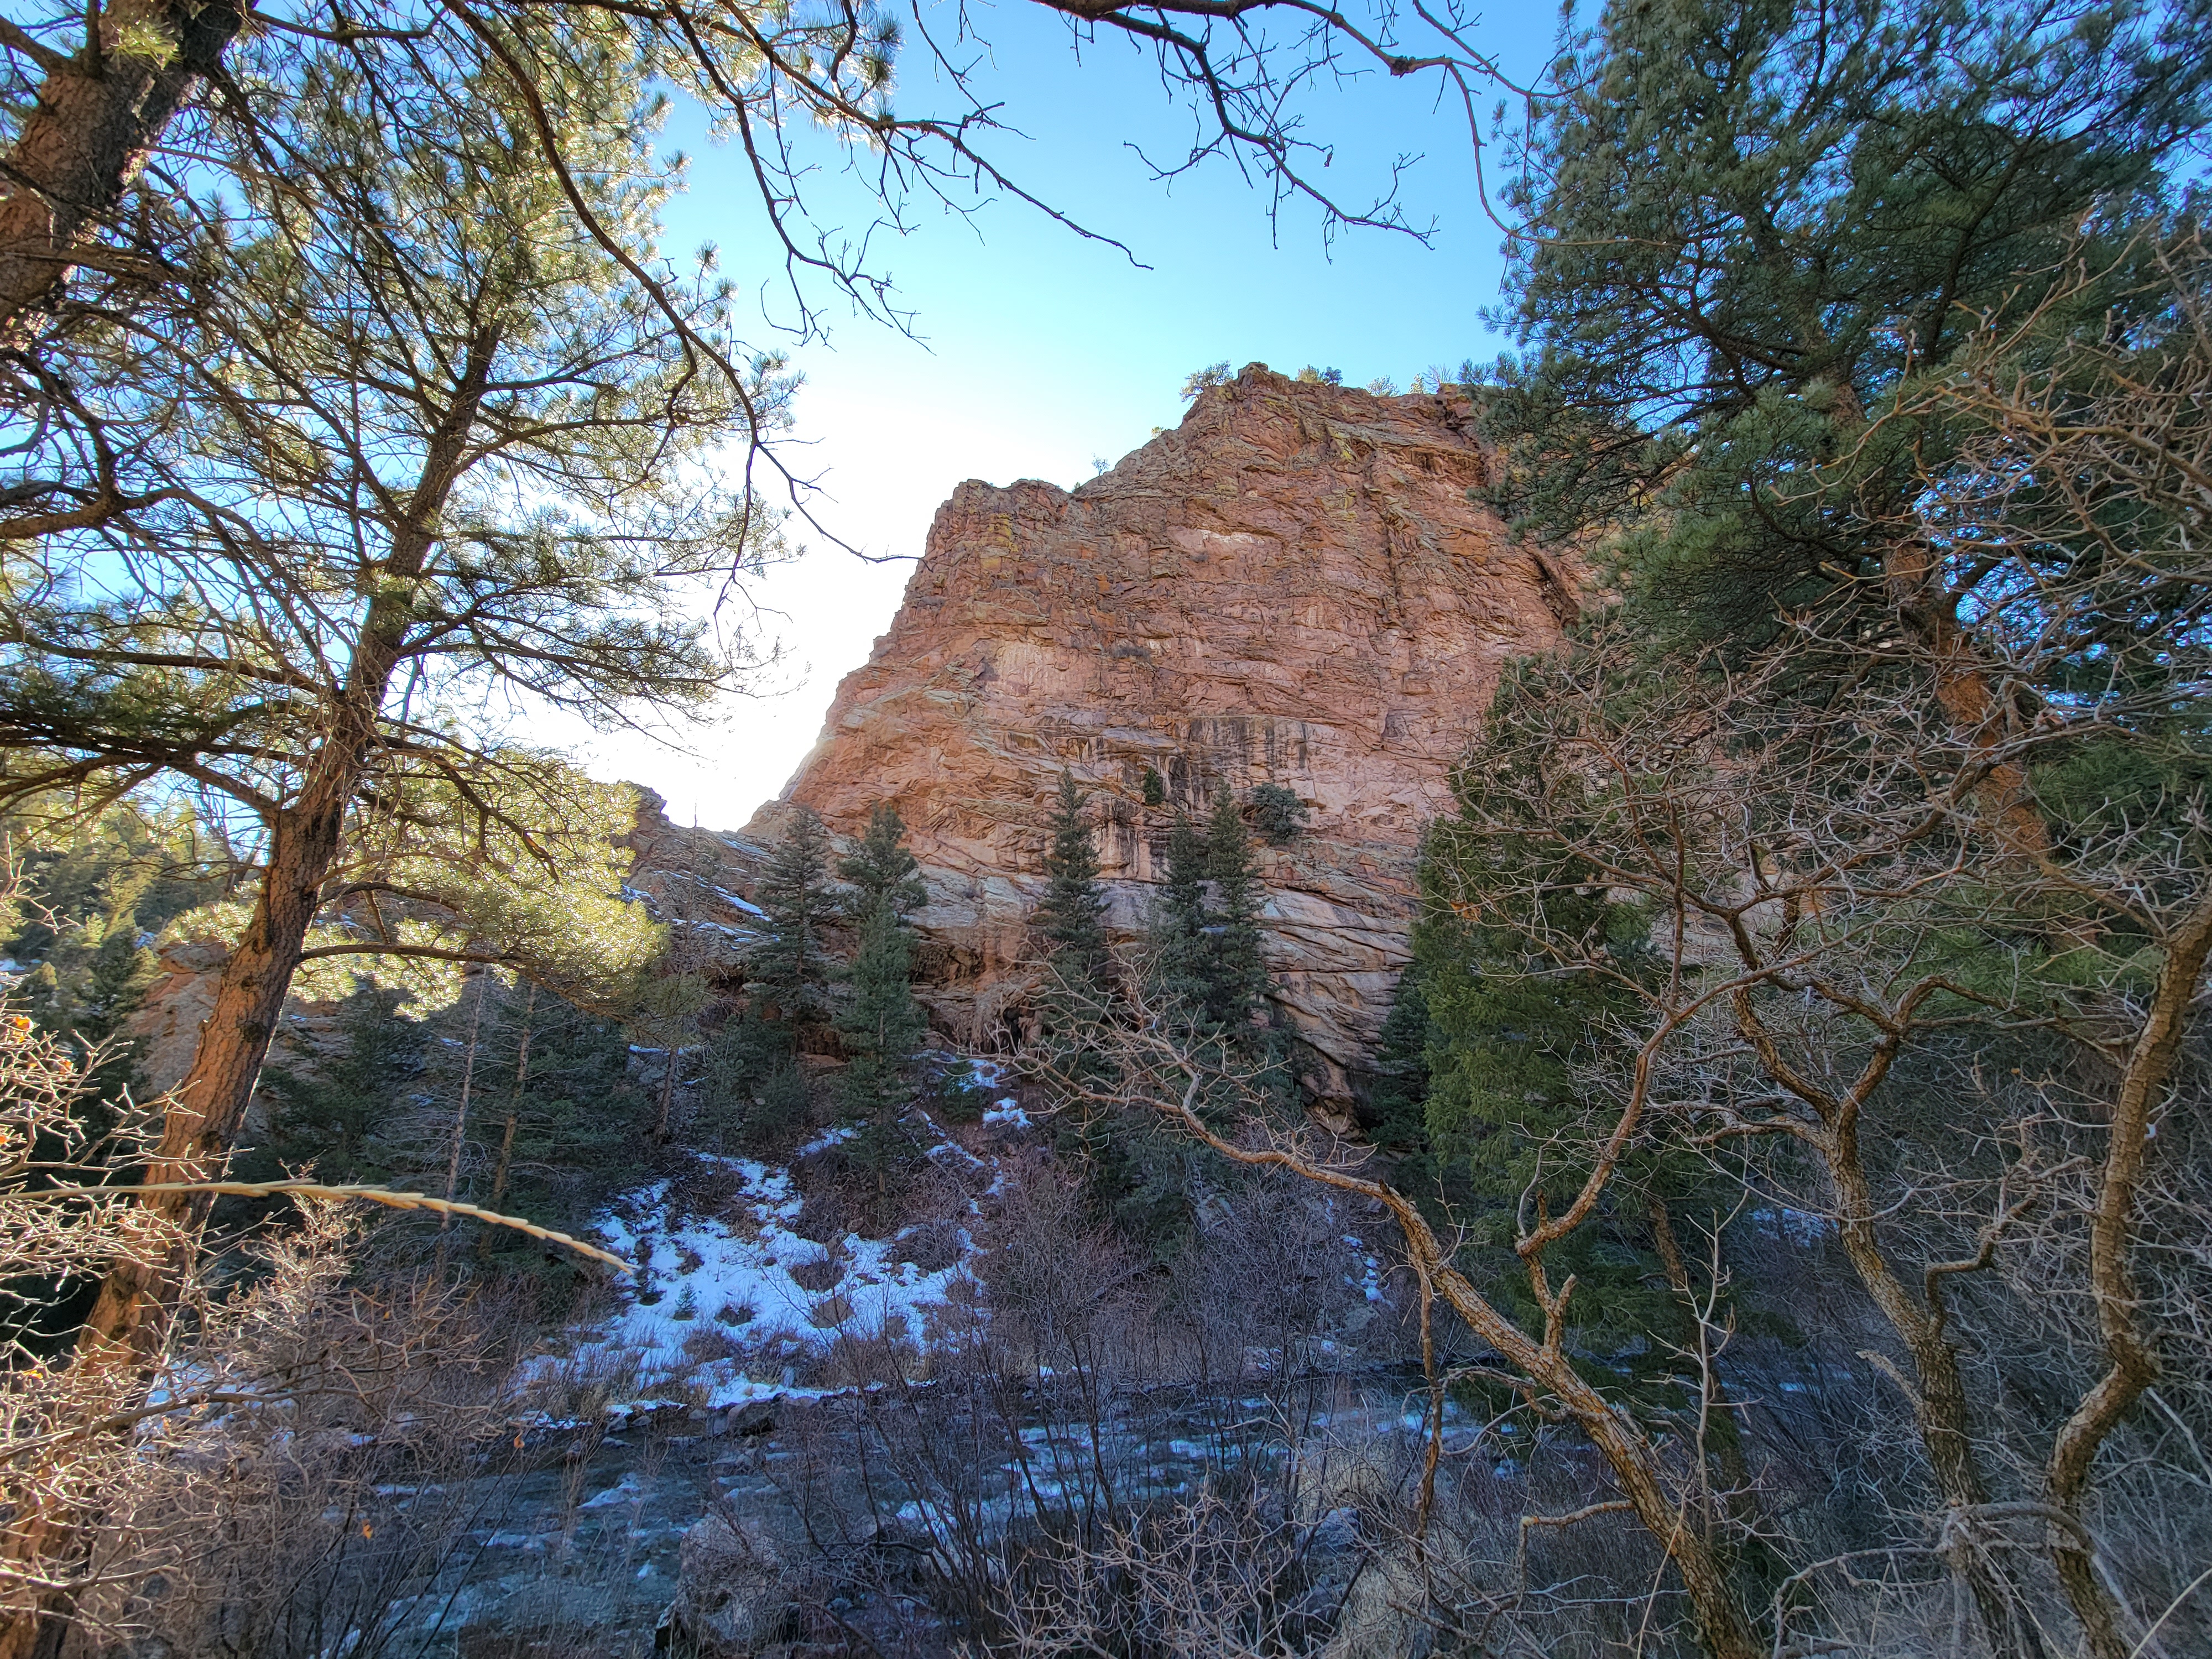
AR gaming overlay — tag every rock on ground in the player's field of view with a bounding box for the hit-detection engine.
[658,1510,795,1658]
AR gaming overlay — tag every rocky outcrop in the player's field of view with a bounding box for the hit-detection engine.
[672,364,1578,1115]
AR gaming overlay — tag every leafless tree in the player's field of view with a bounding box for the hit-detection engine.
[1028,975,1776,1659]
[0,0,1529,357]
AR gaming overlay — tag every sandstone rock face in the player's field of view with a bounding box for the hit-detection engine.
[723,366,1577,1113]
[129,937,231,1098]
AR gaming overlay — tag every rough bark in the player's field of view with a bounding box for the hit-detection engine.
[0,328,496,1659]
[1883,544,2059,867]
[70,323,495,1363]
[0,0,247,341]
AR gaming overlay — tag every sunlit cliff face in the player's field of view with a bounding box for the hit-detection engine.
[636,365,1582,1115]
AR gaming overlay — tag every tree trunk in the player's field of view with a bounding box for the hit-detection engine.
[435,969,490,1279]
[2043,887,2212,1659]
[1826,1131,2051,1659]
[1884,544,2062,868]
[1155,1081,1765,1659]
[0,327,501,1659]
[0,0,247,341]
[654,1044,680,1142]
[482,984,536,1260]
[67,321,499,1366]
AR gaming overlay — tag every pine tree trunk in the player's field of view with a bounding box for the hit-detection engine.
[435,971,489,1278]
[0,329,502,1659]
[482,985,536,1260]
[0,0,245,343]
[72,745,371,1365]
[67,322,498,1366]
[654,1045,679,1142]
[1884,543,2065,869]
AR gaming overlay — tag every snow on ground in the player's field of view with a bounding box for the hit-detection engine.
[541,1139,989,1411]
[534,1071,1395,1416]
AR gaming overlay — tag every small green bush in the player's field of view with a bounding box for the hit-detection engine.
[925,1061,991,1123]
[1250,783,1307,846]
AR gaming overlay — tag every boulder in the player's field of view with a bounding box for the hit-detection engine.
[656,1511,794,1658]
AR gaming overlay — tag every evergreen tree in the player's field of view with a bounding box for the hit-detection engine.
[1203,784,1271,1047]
[713,806,843,1147]
[2,803,222,1095]
[1248,782,1307,846]
[1483,0,2208,653]
[750,807,838,1026]
[1100,786,1297,1253]
[258,983,424,1187]
[629,971,712,1143]
[472,986,645,1277]
[1363,968,1434,1159]
[2,50,768,1368]
[1150,807,1214,1022]
[828,804,927,1188]
[1032,770,1114,1104]
[1035,771,1108,988]
[836,901,927,1118]
[839,802,927,924]
[701,1006,807,1149]
[1411,831,1720,1370]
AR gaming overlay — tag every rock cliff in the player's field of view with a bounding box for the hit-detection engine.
[691,364,1579,1114]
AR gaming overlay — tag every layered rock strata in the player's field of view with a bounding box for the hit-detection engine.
[698,365,1578,1113]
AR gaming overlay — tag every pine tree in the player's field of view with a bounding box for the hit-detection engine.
[839,802,926,924]
[258,982,425,1187]
[750,807,837,1026]
[836,902,927,1112]
[1032,770,1114,1102]
[830,804,926,1185]
[1150,807,1214,1024]
[1363,968,1434,1159]
[836,891,927,1196]
[1035,771,1108,987]
[711,806,844,1147]
[1484,0,2206,655]
[1412,860,1695,1361]
[469,985,644,1277]
[2,803,221,1095]
[5,52,767,1374]
[701,1005,807,1150]
[629,971,712,1143]
[1203,784,1270,1046]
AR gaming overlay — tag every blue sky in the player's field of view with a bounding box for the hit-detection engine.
[582,2,1568,828]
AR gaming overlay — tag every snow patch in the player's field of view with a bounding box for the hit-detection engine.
[544,1151,983,1410]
